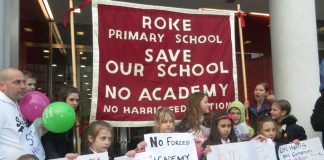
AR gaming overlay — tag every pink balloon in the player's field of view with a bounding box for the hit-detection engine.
[19,91,50,122]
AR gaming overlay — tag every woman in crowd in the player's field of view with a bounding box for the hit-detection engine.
[41,86,79,159]
[245,82,274,130]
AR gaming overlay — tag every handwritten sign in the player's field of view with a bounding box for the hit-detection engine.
[144,133,198,160]
[278,137,324,160]
[19,118,45,160]
[234,122,250,141]
[207,139,277,160]
[51,152,108,160]
[115,152,152,160]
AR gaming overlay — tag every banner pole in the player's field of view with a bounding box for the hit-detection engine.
[236,4,249,119]
[69,0,81,154]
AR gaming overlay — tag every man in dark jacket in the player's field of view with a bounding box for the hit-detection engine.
[311,59,324,147]
[311,90,324,147]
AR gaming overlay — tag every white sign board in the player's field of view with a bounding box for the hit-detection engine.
[51,151,108,160]
[114,152,152,160]
[234,122,249,141]
[19,118,45,160]
[144,133,198,160]
[207,139,277,160]
[279,137,324,160]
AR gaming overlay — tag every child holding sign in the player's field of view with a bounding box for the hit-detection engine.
[176,92,210,142]
[126,108,175,157]
[153,108,175,133]
[270,99,307,144]
[176,92,210,159]
[200,112,238,160]
[227,100,254,141]
[254,116,285,160]
[65,120,114,159]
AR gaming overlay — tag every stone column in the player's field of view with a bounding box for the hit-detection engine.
[0,0,19,68]
[269,0,320,139]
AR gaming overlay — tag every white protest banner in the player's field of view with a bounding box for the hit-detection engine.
[114,152,152,160]
[207,139,277,160]
[278,137,324,160]
[51,151,108,160]
[19,118,45,160]
[144,133,198,160]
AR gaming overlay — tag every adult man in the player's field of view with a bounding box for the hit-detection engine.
[311,59,324,147]
[23,71,36,91]
[0,67,28,159]
[311,90,324,147]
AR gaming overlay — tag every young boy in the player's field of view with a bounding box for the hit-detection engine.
[23,71,37,91]
[227,100,254,141]
[270,99,307,144]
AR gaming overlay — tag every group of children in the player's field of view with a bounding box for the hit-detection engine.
[19,83,306,160]
[68,107,178,160]
[121,83,306,160]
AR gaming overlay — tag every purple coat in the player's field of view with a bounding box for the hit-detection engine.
[248,100,272,130]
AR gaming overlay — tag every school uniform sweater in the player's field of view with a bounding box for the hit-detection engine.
[274,138,285,160]
[82,148,116,160]
[199,138,236,160]
[278,115,307,144]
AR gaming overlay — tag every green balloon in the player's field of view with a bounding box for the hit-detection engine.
[42,102,76,133]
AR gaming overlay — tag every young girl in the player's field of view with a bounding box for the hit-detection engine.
[126,108,175,157]
[176,92,210,142]
[246,82,274,130]
[153,107,175,133]
[66,120,114,159]
[200,112,238,160]
[254,116,283,160]
[270,99,306,144]
[41,86,80,159]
